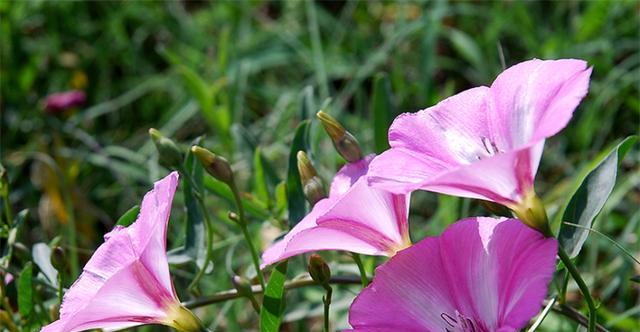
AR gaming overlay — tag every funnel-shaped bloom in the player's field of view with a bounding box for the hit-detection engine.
[44,90,86,113]
[261,155,411,268]
[42,172,203,332]
[349,217,557,332]
[369,59,592,209]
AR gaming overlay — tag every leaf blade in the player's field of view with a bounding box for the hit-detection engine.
[558,136,637,258]
[286,120,310,228]
[260,260,288,332]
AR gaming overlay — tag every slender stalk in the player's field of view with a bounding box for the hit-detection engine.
[230,184,265,290]
[57,274,64,308]
[247,293,261,314]
[351,253,369,287]
[2,193,12,227]
[550,302,608,332]
[183,275,360,309]
[188,201,214,295]
[179,167,216,295]
[322,285,333,332]
[558,245,598,332]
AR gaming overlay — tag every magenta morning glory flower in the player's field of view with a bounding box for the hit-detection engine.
[261,155,411,268]
[42,172,205,332]
[44,90,86,113]
[368,59,592,230]
[348,217,558,332]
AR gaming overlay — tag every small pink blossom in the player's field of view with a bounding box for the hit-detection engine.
[44,90,86,113]
[348,217,558,332]
[42,172,202,332]
[261,155,411,268]
[368,59,592,208]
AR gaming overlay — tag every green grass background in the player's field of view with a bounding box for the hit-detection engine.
[1,1,638,331]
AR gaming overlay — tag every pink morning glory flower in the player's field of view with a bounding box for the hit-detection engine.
[44,90,86,113]
[348,217,558,332]
[368,59,592,228]
[261,155,411,268]
[42,172,204,332]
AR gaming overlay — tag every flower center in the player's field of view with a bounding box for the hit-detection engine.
[440,311,483,332]
[480,137,501,157]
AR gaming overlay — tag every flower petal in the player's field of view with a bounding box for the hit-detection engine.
[490,59,592,147]
[438,217,557,331]
[260,198,336,268]
[329,154,374,197]
[43,173,180,332]
[349,235,454,331]
[423,142,544,205]
[42,238,174,332]
[368,87,496,194]
[349,217,557,331]
[127,171,179,297]
[261,155,410,267]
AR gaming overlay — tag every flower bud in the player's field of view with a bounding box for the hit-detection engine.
[149,128,183,169]
[231,275,254,298]
[297,151,326,205]
[308,254,331,285]
[191,146,234,186]
[50,246,67,272]
[316,111,363,162]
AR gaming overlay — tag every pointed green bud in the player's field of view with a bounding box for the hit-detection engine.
[50,246,67,272]
[191,146,234,185]
[297,151,326,205]
[149,128,183,169]
[308,254,331,285]
[231,275,254,298]
[316,111,363,163]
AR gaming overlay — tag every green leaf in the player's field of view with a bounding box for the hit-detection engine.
[115,205,140,227]
[203,176,271,220]
[18,262,33,318]
[260,260,288,332]
[254,147,271,207]
[558,136,637,258]
[286,120,310,227]
[0,209,27,269]
[372,73,393,154]
[32,243,58,287]
[183,138,208,270]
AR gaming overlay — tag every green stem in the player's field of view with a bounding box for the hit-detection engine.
[188,199,214,295]
[558,245,597,332]
[322,285,333,332]
[184,275,360,309]
[57,274,64,308]
[2,192,12,227]
[180,167,216,295]
[230,183,265,290]
[351,253,369,287]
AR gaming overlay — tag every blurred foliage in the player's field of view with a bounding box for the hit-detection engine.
[0,1,638,331]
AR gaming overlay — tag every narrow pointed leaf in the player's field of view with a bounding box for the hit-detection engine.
[286,120,310,227]
[254,147,271,207]
[372,73,393,153]
[558,136,637,258]
[260,260,288,332]
[115,205,140,227]
[183,140,207,270]
[18,262,33,318]
[32,243,58,287]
